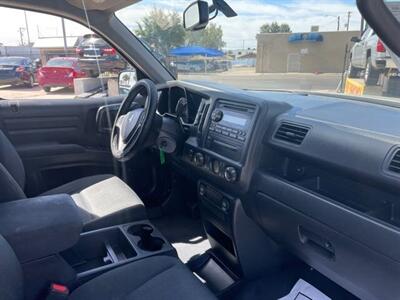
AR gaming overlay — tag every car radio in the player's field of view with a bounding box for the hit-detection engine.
[205,100,256,161]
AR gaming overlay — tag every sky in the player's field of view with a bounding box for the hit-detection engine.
[0,0,362,50]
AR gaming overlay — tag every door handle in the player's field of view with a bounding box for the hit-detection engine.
[298,226,335,259]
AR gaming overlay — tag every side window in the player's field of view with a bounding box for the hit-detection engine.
[361,28,372,40]
[0,7,133,99]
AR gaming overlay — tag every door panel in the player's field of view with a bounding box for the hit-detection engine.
[0,97,123,196]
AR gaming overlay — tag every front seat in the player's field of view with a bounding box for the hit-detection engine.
[0,235,217,300]
[0,130,146,231]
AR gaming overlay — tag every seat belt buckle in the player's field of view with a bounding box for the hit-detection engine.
[46,283,69,300]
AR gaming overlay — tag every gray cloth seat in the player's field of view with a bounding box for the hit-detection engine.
[0,233,216,300]
[70,255,217,300]
[41,174,147,231]
[0,130,146,231]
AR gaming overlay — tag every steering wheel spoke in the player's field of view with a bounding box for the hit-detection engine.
[110,79,160,162]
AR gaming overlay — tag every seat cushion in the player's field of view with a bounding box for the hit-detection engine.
[42,174,146,231]
[0,235,23,300]
[70,255,217,300]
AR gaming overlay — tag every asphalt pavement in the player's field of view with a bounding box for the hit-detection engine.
[0,67,378,100]
[179,68,342,92]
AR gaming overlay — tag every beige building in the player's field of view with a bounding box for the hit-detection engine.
[33,37,81,64]
[256,31,359,73]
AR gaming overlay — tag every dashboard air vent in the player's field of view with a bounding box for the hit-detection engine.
[388,150,400,174]
[274,122,310,145]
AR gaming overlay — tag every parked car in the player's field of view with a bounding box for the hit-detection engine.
[36,57,86,92]
[76,34,126,77]
[176,61,204,72]
[0,56,35,88]
[349,27,397,85]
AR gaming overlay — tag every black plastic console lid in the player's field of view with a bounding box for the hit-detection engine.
[0,194,82,263]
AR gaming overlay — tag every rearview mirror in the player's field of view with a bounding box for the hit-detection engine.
[183,1,209,31]
[351,36,361,43]
[118,70,137,95]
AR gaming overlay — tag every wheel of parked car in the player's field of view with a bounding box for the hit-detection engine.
[347,60,359,79]
[43,87,51,93]
[111,79,162,162]
[364,57,380,86]
[25,75,34,88]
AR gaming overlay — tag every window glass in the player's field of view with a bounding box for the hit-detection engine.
[116,0,400,103]
[0,57,25,65]
[45,59,75,67]
[0,7,132,100]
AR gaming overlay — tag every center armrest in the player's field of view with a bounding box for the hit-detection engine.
[0,194,83,263]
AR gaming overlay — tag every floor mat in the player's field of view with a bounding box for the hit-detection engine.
[222,262,358,300]
[151,214,211,263]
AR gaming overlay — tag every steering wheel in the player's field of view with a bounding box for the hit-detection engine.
[111,79,161,162]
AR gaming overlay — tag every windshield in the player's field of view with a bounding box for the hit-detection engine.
[116,0,400,102]
[0,57,24,65]
[45,59,75,67]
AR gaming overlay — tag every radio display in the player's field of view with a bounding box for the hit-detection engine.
[223,113,247,126]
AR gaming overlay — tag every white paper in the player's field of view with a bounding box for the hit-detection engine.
[278,279,331,300]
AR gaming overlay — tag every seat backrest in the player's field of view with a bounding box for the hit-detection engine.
[0,130,26,202]
[0,235,23,300]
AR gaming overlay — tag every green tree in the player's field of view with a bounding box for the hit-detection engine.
[260,22,292,33]
[186,23,226,49]
[135,8,186,55]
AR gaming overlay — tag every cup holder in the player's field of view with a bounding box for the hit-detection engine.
[127,224,165,252]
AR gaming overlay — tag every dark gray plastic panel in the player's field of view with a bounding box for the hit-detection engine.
[252,192,400,300]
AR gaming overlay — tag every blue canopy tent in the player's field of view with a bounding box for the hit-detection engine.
[169,46,224,57]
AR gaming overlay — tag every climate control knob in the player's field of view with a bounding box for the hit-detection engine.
[194,152,205,167]
[224,166,238,182]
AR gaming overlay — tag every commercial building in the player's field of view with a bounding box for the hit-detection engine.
[33,36,81,64]
[256,30,359,73]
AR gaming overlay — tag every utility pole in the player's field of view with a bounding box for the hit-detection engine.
[61,17,68,56]
[337,16,341,31]
[24,11,32,58]
[346,11,352,31]
[18,27,25,46]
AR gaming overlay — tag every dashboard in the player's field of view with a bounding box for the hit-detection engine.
[157,80,400,300]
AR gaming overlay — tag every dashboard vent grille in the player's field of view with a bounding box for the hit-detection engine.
[274,122,310,145]
[388,150,400,174]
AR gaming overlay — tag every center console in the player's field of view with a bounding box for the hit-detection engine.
[206,100,256,161]
[183,99,258,184]
[61,220,175,284]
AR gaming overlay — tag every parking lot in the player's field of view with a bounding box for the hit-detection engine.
[0,84,75,100]
[179,67,342,92]
[0,67,394,100]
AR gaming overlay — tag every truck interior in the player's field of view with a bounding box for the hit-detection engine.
[0,0,400,299]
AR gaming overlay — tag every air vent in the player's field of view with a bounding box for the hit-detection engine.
[388,150,400,174]
[274,122,310,145]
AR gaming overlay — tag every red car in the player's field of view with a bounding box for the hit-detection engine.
[37,57,86,92]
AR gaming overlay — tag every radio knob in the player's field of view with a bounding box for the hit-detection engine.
[224,166,238,182]
[194,153,205,167]
[211,110,223,122]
